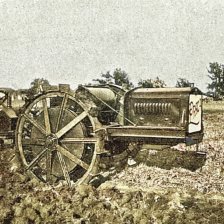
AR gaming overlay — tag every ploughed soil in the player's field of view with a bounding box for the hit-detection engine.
[1,111,224,223]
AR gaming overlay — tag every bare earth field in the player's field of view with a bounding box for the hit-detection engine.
[1,101,224,224]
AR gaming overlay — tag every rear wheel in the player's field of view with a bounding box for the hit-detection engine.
[16,91,100,187]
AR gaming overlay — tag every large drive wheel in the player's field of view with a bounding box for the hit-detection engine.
[16,91,100,187]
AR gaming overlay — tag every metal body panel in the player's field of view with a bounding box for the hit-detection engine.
[118,87,203,145]
[106,125,203,146]
[84,87,117,106]
[107,126,185,138]
[124,87,202,124]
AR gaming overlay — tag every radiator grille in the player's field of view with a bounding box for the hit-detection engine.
[134,102,172,114]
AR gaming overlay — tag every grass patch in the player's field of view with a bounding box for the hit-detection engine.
[203,101,224,113]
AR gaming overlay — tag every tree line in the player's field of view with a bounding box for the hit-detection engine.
[28,62,223,97]
[92,68,192,90]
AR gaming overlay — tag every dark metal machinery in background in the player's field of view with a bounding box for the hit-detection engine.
[0,88,26,145]
[0,84,203,187]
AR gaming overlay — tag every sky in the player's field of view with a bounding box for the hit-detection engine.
[0,0,223,92]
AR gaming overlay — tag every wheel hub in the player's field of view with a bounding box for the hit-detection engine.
[45,134,58,149]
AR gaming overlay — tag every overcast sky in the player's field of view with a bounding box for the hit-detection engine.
[0,0,223,92]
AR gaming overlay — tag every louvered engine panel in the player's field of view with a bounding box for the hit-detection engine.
[125,96,183,127]
[134,102,172,115]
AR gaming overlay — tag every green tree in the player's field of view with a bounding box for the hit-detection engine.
[93,68,134,89]
[176,78,193,87]
[93,71,113,85]
[28,78,50,97]
[138,77,166,88]
[138,79,154,88]
[207,62,224,96]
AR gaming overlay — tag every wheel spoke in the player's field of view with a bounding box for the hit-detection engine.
[42,98,51,134]
[57,151,71,187]
[22,138,45,146]
[55,93,68,132]
[23,113,47,135]
[0,98,6,106]
[26,148,48,171]
[46,149,52,182]
[56,144,89,170]
[55,111,88,139]
[60,138,97,144]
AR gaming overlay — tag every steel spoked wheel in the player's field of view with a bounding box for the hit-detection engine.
[16,91,99,187]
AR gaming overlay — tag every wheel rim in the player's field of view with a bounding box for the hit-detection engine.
[16,91,98,187]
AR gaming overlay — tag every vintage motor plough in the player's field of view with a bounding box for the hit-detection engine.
[0,84,203,187]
